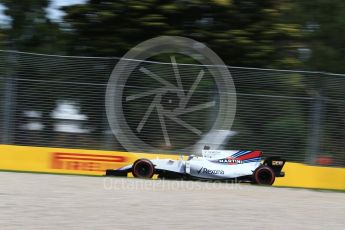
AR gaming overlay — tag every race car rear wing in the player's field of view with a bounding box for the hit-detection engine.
[263,157,286,177]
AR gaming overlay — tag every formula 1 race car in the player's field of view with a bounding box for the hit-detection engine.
[106,148,286,185]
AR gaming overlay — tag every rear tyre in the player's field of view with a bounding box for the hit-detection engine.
[132,159,155,179]
[253,166,275,185]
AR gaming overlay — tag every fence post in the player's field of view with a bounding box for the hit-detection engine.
[2,51,16,144]
[103,110,114,150]
[306,73,324,164]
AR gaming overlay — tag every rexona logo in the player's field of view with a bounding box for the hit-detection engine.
[51,152,128,172]
[197,167,224,175]
[216,157,243,165]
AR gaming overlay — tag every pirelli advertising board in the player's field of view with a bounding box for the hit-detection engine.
[51,152,128,172]
[0,144,181,176]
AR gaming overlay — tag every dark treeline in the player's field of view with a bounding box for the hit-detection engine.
[0,0,344,72]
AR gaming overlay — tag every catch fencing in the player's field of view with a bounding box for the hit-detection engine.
[0,50,344,166]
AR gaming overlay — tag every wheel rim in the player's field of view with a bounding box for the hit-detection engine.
[133,161,154,178]
[256,168,274,185]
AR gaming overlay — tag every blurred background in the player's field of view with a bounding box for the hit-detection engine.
[0,0,344,166]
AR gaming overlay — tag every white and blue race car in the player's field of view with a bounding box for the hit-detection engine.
[106,147,285,185]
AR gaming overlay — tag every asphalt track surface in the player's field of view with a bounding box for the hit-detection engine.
[0,172,344,230]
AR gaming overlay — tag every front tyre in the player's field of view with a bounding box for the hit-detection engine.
[132,159,155,179]
[253,166,275,185]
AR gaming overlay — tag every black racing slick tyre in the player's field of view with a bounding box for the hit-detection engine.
[253,166,275,185]
[132,159,155,179]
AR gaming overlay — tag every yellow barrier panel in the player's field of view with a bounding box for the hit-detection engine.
[0,145,344,190]
[274,162,345,190]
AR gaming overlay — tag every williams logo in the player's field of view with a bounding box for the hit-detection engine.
[197,167,224,175]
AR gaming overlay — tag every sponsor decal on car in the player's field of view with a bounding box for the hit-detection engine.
[197,167,224,175]
[272,160,284,166]
[211,157,243,165]
[212,151,262,165]
[218,158,243,165]
[51,152,127,172]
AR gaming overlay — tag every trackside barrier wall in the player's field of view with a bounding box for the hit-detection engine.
[0,145,344,190]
